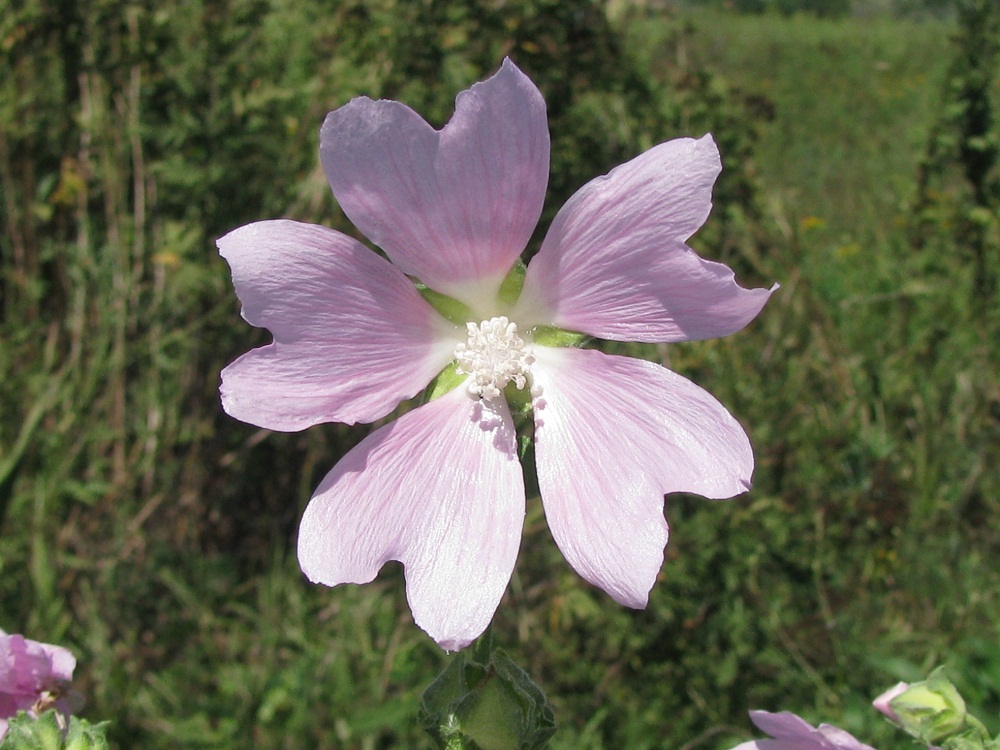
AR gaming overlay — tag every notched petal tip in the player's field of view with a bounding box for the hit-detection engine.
[296,388,525,652]
[710,279,778,341]
[215,219,456,430]
[531,347,754,605]
[435,636,473,654]
[319,60,549,310]
[487,56,542,104]
[615,584,653,611]
[693,130,721,162]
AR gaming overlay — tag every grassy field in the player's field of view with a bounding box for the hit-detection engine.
[1,2,997,748]
[630,9,955,284]
[683,10,948,241]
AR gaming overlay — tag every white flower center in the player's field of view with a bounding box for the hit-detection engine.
[454,316,534,401]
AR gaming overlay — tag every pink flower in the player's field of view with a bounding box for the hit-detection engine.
[872,682,908,723]
[219,59,774,650]
[0,631,78,737]
[730,711,877,750]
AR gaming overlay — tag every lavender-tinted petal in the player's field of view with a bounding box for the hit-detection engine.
[219,220,457,430]
[531,347,753,606]
[516,134,774,342]
[297,387,525,650]
[321,59,549,312]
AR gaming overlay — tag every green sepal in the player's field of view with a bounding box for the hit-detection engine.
[942,728,1000,750]
[517,432,533,463]
[63,719,110,750]
[419,285,474,326]
[0,712,61,750]
[497,260,527,307]
[503,381,533,422]
[419,631,556,750]
[890,667,968,744]
[0,712,110,750]
[426,365,468,402]
[530,326,587,348]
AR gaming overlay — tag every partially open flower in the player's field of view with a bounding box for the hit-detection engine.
[220,59,775,650]
[0,631,80,738]
[879,669,968,744]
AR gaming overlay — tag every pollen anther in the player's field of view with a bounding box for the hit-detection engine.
[454,316,534,401]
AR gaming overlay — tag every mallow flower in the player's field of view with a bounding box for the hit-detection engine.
[729,711,877,750]
[0,630,79,738]
[219,59,775,650]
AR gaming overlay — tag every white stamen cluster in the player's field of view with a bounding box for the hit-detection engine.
[454,316,534,401]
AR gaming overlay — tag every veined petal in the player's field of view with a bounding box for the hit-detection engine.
[219,220,456,430]
[39,644,75,684]
[297,387,525,651]
[818,726,872,748]
[750,712,824,740]
[530,347,753,607]
[515,134,775,342]
[744,712,877,750]
[321,58,549,312]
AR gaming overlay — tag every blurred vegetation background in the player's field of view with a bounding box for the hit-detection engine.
[1,0,998,747]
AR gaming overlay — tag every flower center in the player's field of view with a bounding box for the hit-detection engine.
[454,316,534,401]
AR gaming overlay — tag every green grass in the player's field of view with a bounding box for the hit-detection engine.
[701,10,948,255]
[633,8,953,276]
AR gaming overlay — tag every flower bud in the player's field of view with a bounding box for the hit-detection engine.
[887,668,967,743]
[419,635,555,750]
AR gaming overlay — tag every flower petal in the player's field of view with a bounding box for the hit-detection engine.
[39,644,75,684]
[749,711,824,740]
[320,58,549,312]
[818,725,874,750]
[297,387,525,651]
[746,712,876,750]
[219,220,457,430]
[530,346,753,607]
[516,134,775,342]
